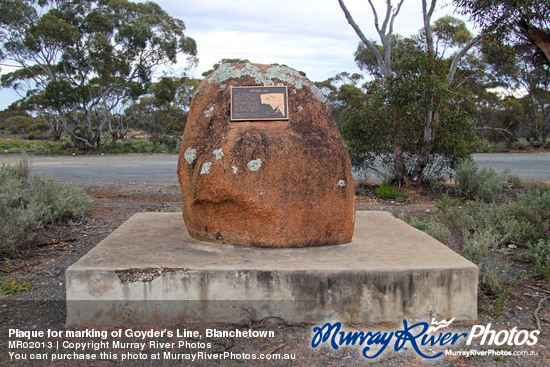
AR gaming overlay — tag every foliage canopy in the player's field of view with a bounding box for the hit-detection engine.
[0,0,197,150]
[453,0,550,66]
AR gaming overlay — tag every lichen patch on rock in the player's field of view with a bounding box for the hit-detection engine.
[184,148,196,164]
[204,105,215,117]
[213,148,224,160]
[200,162,212,175]
[247,159,262,172]
[207,63,326,103]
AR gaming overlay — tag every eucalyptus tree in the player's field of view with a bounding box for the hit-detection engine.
[125,76,201,139]
[315,72,366,125]
[0,0,197,150]
[343,32,477,182]
[411,0,481,182]
[338,0,480,184]
[338,0,408,181]
[481,36,550,147]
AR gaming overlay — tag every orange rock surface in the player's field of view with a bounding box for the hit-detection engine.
[177,63,355,247]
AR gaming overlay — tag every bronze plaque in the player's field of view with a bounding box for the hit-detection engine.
[231,86,289,121]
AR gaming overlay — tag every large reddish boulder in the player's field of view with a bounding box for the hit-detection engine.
[177,63,355,247]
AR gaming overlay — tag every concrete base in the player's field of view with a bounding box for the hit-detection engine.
[66,212,478,326]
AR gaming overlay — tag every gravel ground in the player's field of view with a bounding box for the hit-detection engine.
[0,181,548,366]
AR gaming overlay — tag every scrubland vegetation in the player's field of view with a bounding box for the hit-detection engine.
[0,158,91,257]
[391,161,550,315]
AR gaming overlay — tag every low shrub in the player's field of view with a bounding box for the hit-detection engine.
[376,184,397,199]
[151,135,180,152]
[9,141,24,149]
[455,160,508,202]
[134,139,154,152]
[0,159,92,257]
[507,189,550,244]
[425,172,550,315]
[511,138,532,151]
[399,207,518,316]
[398,214,448,243]
[462,227,500,264]
[523,240,550,280]
[434,193,472,234]
[0,136,182,156]
[476,139,507,153]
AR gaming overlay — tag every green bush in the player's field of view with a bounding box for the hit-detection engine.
[144,135,181,153]
[523,240,550,280]
[462,227,500,264]
[9,141,24,148]
[30,176,92,222]
[435,191,549,249]
[511,138,532,151]
[376,184,397,199]
[507,189,550,244]
[434,193,473,234]
[0,136,182,155]
[0,159,92,257]
[133,139,154,153]
[399,207,517,316]
[398,214,448,242]
[475,139,509,153]
[455,160,508,202]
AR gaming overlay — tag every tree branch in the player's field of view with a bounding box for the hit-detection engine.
[338,0,385,76]
[447,34,482,83]
[379,0,391,35]
[366,0,380,33]
[518,20,550,66]
[388,0,405,36]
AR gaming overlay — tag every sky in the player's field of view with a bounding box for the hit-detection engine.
[0,0,468,110]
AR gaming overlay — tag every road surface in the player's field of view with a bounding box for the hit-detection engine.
[0,153,549,183]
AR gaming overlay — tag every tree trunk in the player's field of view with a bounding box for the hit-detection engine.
[412,108,440,183]
[48,116,63,141]
[518,20,550,66]
[391,106,405,184]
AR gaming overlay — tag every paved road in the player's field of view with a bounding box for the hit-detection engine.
[0,153,549,183]
[473,153,550,181]
[0,154,180,183]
